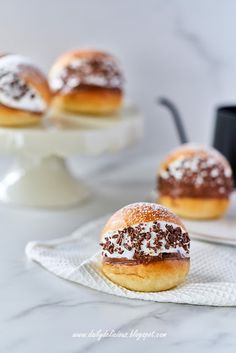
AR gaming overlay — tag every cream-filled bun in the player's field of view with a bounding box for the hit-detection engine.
[0,53,51,127]
[49,49,124,116]
[158,144,233,219]
[100,202,190,292]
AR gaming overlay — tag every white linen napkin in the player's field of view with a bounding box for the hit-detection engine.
[25,216,236,306]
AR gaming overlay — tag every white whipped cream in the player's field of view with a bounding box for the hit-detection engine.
[0,55,46,113]
[160,155,232,188]
[49,57,123,92]
[101,220,189,260]
[159,144,232,182]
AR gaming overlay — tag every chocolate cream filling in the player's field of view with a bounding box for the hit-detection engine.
[103,253,189,265]
[158,156,233,199]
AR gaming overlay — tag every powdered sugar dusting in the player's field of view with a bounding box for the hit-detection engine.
[123,202,171,213]
[120,202,183,229]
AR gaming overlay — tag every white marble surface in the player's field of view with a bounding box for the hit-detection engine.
[1,153,236,353]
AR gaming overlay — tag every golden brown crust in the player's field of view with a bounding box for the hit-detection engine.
[51,87,122,115]
[49,49,123,115]
[102,258,190,292]
[101,202,186,237]
[158,195,230,220]
[100,203,190,292]
[0,104,42,127]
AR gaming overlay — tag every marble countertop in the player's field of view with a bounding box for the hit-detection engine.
[1,154,236,353]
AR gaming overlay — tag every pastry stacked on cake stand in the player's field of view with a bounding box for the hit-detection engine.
[0,51,143,207]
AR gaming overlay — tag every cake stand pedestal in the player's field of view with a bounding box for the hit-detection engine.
[0,103,142,208]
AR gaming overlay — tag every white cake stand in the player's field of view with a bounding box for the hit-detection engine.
[0,103,143,207]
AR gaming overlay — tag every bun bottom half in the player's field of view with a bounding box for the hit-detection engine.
[101,259,190,292]
[158,195,229,220]
[52,87,123,116]
[0,105,42,127]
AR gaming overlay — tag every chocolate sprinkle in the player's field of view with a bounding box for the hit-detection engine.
[159,156,233,198]
[52,57,123,92]
[0,71,30,101]
[100,221,190,264]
